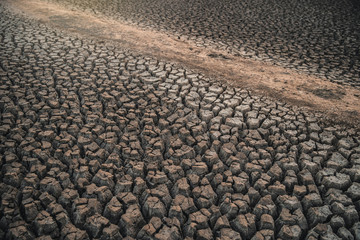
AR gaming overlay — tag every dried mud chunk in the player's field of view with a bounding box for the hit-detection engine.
[330,215,345,229]
[343,205,359,227]
[231,213,256,238]
[39,177,62,198]
[302,193,323,211]
[214,215,231,231]
[93,170,115,190]
[95,186,113,204]
[60,223,88,240]
[172,178,191,197]
[322,173,351,190]
[72,198,102,226]
[101,224,122,240]
[115,177,133,193]
[307,206,332,227]
[193,184,217,208]
[104,196,123,224]
[119,204,146,237]
[217,228,242,240]
[225,117,245,129]
[253,195,277,219]
[187,210,210,230]
[200,110,214,123]
[155,224,182,240]
[146,170,169,187]
[267,181,286,199]
[148,184,172,208]
[278,225,302,240]
[346,182,360,201]
[133,177,147,195]
[196,228,213,240]
[171,145,196,161]
[164,164,184,182]
[216,182,234,196]
[22,198,41,222]
[34,211,59,238]
[251,229,274,240]
[351,222,360,240]
[85,213,110,238]
[143,196,167,219]
[59,188,79,211]
[56,211,71,228]
[7,223,35,240]
[260,214,274,230]
[169,205,186,225]
[277,195,302,211]
[117,192,138,207]
[172,195,197,215]
[298,169,315,185]
[191,162,208,176]
[276,208,297,227]
[326,152,348,170]
[267,164,283,181]
[137,217,162,239]
[3,167,23,188]
[247,118,260,129]
[337,227,354,240]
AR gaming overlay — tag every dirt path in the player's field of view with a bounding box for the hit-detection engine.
[4,0,360,126]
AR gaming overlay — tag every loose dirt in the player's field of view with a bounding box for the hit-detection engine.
[4,0,360,127]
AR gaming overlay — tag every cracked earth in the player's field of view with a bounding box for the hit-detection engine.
[0,0,360,239]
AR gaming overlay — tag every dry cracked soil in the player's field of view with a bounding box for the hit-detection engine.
[0,0,360,239]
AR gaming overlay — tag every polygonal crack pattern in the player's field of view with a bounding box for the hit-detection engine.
[0,4,360,240]
[45,0,360,87]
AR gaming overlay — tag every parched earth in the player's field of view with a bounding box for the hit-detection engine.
[43,0,360,88]
[1,1,360,240]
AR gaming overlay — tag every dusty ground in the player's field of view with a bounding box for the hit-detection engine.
[1,1,360,239]
[35,0,360,88]
[4,0,360,128]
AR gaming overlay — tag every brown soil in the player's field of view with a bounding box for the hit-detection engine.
[4,0,360,128]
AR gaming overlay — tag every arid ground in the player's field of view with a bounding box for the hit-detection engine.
[0,0,360,239]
